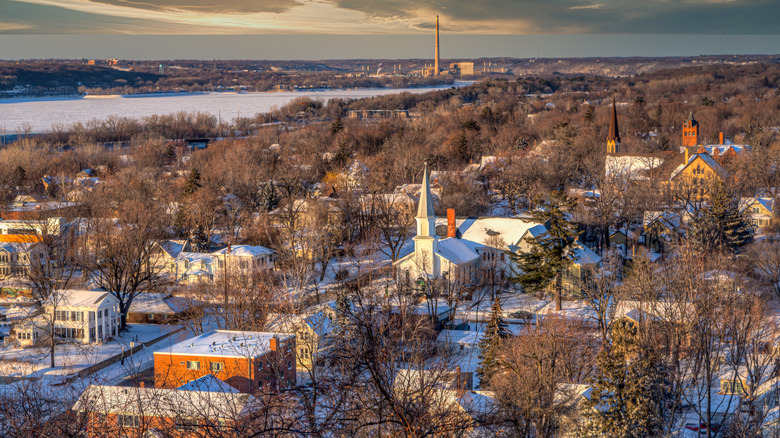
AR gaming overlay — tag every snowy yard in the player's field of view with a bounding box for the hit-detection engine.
[0,324,179,379]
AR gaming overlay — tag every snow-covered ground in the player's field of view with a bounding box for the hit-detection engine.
[0,324,179,379]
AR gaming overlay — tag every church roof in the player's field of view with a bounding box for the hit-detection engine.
[416,164,436,219]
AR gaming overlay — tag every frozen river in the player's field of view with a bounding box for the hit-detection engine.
[0,82,469,134]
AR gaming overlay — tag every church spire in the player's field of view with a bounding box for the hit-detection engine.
[415,163,437,238]
[607,97,621,154]
[416,163,436,219]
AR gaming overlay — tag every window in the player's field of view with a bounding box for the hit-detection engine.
[186,361,201,370]
[210,362,224,372]
[175,418,198,432]
[118,414,140,427]
[148,313,155,321]
[184,260,190,269]
[721,379,744,395]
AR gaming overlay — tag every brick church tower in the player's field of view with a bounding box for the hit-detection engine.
[682,112,699,148]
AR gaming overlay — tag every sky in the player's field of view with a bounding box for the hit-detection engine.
[1,0,780,59]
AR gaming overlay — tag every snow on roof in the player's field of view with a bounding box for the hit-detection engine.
[73,384,254,419]
[571,245,601,266]
[304,311,334,338]
[177,252,214,264]
[154,330,294,359]
[213,245,274,257]
[436,237,480,264]
[452,217,544,250]
[671,153,728,180]
[436,329,484,346]
[176,374,239,393]
[158,239,188,258]
[129,292,198,315]
[44,290,118,309]
[605,155,665,179]
[613,300,695,324]
[537,300,599,325]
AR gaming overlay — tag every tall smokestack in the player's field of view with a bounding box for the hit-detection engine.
[435,16,440,76]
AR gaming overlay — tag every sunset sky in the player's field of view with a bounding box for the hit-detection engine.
[1,0,779,58]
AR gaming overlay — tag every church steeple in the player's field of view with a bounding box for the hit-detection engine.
[416,163,436,238]
[607,97,621,154]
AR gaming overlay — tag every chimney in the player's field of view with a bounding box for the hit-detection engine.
[447,209,456,238]
[270,337,278,351]
[719,132,724,145]
[456,365,461,391]
[139,381,145,388]
[434,16,440,76]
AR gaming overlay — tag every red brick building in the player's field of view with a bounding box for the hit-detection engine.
[73,381,255,438]
[153,330,296,394]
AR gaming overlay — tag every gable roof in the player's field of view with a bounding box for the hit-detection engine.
[129,292,198,315]
[670,152,728,180]
[436,237,480,264]
[45,290,118,309]
[73,384,255,419]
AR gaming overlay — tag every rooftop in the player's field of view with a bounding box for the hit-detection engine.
[154,330,294,359]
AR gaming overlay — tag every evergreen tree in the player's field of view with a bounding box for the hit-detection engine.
[330,117,345,135]
[477,297,510,386]
[182,168,202,196]
[581,320,671,438]
[688,183,753,253]
[259,181,280,212]
[512,191,579,311]
[12,166,25,190]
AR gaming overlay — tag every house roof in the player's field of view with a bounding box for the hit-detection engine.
[72,384,254,419]
[436,237,480,264]
[213,245,274,258]
[129,292,198,315]
[670,152,728,180]
[453,216,544,251]
[45,290,118,309]
[154,330,294,359]
[176,374,239,393]
[436,329,484,346]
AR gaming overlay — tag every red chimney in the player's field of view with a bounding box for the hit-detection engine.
[270,337,278,351]
[139,381,145,388]
[719,132,724,145]
[447,209,456,238]
[456,365,462,390]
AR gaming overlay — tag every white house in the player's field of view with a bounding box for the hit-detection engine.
[162,244,275,285]
[14,290,121,346]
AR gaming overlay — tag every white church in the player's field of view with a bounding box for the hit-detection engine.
[393,165,599,289]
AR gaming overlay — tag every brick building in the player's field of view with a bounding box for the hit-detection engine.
[153,330,296,394]
[73,380,255,438]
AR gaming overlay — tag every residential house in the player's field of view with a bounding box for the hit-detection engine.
[72,379,255,438]
[159,243,275,285]
[265,308,335,369]
[0,242,53,280]
[127,292,200,324]
[0,217,66,243]
[741,196,774,230]
[153,330,296,394]
[14,289,120,346]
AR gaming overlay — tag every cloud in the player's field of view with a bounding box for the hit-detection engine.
[88,0,301,14]
[2,0,780,35]
[0,21,34,31]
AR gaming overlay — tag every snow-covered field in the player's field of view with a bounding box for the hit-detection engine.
[0,82,470,133]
